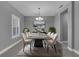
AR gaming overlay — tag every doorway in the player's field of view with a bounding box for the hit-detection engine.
[60,9,68,45]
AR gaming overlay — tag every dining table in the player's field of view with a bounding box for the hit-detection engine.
[26,32,48,52]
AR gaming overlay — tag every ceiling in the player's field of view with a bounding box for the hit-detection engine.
[9,1,70,16]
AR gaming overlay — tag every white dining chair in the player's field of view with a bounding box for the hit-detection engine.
[50,32,54,38]
[47,32,51,36]
[43,32,53,48]
[21,33,32,52]
[47,33,58,53]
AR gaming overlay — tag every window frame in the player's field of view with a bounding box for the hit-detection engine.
[12,14,20,39]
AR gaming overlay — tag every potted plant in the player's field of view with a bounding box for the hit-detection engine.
[23,28,29,33]
[48,27,56,33]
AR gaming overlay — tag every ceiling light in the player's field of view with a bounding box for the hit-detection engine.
[35,8,43,21]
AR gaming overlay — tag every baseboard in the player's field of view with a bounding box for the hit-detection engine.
[0,39,22,55]
[73,49,79,55]
[67,47,73,51]
[58,41,68,45]
[61,41,68,43]
[67,46,79,55]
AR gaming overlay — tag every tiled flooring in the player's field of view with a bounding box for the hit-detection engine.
[17,42,79,57]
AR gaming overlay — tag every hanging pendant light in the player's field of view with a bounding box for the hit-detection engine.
[36,8,43,21]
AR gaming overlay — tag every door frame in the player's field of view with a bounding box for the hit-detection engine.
[60,9,68,43]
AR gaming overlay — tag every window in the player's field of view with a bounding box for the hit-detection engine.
[12,14,20,39]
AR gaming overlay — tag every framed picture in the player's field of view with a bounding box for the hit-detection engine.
[33,20,45,29]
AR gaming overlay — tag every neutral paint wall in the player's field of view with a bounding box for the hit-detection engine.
[54,2,73,48]
[54,14,60,41]
[24,16,54,32]
[0,1,24,52]
[74,1,79,52]
[60,10,68,41]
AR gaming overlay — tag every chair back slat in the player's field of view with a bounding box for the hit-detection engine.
[50,33,54,39]
[47,32,51,36]
[53,33,58,44]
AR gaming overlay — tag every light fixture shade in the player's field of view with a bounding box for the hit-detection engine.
[36,17,39,20]
[36,17,43,21]
[41,17,43,20]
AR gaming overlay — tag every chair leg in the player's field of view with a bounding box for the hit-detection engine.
[54,45,56,52]
[30,43,31,52]
[47,45,49,53]
[43,40,46,48]
[45,40,48,48]
[23,44,25,52]
[45,43,47,48]
[44,40,47,48]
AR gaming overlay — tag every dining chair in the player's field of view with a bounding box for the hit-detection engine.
[47,33,58,53]
[50,32,54,38]
[47,32,51,37]
[43,32,52,48]
[25,32,31,37]
[21,33,32,52]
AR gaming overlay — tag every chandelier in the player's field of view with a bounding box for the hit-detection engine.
[35,8,43,21]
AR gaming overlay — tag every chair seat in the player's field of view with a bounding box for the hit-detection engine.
[24,39,32,43]
[47,40,54,44]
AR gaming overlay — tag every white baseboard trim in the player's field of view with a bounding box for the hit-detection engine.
[58,41,67,44]
[63,41,67,43]
[73,49,79,55]
[67,47,73,51]
[0,39,22,55]
[61,41,68,43]
[67,46,79,55]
